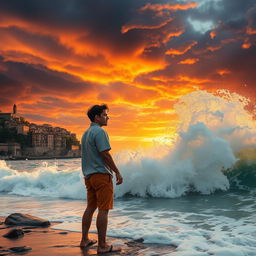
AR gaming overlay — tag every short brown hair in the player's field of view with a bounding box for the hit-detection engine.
[87,104,108,122]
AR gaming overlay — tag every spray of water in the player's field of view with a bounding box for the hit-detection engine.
[115,90,256,197]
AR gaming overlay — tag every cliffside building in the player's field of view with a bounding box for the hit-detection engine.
[0,105,81,159]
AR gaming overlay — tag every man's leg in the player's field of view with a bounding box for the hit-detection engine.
[96,209,121,253]
[92,174,122,253]
[80,207,97,245]
[96,209,109,248]
[80,177,97,247]
[80,206,97,247]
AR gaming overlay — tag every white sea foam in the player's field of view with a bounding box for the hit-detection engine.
[52,205,256,256]
[0,160,85,199]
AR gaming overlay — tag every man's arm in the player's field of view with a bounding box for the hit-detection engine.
[100,150,123,185]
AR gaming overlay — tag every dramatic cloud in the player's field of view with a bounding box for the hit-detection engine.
[0,0,255,151]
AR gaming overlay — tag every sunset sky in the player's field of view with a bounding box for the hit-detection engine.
[0,0,256,152]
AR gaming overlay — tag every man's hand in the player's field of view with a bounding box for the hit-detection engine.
[100,150,123,185]
[115,172,123,185]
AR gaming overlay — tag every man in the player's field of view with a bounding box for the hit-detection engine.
[80,104,123,254]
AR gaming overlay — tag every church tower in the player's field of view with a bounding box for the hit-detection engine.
[13,104,17,115]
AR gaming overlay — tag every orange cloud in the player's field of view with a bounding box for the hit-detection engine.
[140,2,197,12]
[210,30,217,39]
[178,76,211,84]
[166,41,197,55]
[121,18,173,34]
[179,58,199,64]
[242,42,251,49]
[217,69,231,76]
[246,27,256,35]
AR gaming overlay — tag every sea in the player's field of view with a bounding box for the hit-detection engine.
[1,90,256,256]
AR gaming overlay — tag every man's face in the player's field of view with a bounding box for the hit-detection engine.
[95,109,109,126]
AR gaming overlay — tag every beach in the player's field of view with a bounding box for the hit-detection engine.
[0,217,176,256]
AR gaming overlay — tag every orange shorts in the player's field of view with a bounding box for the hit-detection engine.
[85,173,113,210]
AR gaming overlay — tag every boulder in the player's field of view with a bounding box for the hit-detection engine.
[3,228,24,239]
[4,213,50,227]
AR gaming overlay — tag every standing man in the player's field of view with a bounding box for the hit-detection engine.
[80,104,123,254]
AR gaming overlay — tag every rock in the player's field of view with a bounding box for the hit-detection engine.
[9,246,32,253]
[4,213,50,227]
[23,230,32,233]
[22,226,40,229]
[3,228,24,239]
[58,231,68,235]
[133,238,144,243]
[125,238,146,249]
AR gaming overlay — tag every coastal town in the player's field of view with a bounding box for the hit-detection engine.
[0,105,81,159]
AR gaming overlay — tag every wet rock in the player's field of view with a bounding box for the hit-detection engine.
[3,228,24,239]
[133,238,144,243]
[22,226,40,229]
[125,238,146,249]
[23,230,32,233]
[0,249,9,253]
[58,231,68,235]
[4,213,50,227]
[0,253,9,256]
[9,246,32,252]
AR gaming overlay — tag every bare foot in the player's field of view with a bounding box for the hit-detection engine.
[97,244,122,254]
[80,239,97,248]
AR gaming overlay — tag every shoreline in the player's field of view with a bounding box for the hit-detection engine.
[2,156,81,161]
[0,218,176,255]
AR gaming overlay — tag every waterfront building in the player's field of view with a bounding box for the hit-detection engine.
[0,105,81,159]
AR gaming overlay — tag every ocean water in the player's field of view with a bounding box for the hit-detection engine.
[1,90,256,255]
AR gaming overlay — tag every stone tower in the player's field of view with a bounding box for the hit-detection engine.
[13,104,17,114]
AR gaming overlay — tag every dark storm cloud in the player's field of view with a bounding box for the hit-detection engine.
[0,0,197,56]
[0,57,98,107]
[0,25,71,58]
[0,25,110,68]
[0,73,25,106]
[134,0,256,98]
[0,0,254,55]
[0,0,147,55]
[0,0,134,28]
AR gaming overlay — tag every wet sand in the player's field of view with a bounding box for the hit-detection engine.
[0,218,176,256]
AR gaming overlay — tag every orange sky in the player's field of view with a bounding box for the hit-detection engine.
[0,0,256,153]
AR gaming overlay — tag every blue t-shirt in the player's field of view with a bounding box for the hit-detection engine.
[81,122,111,178]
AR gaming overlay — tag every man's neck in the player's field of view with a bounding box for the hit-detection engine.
[92,121,102,127]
